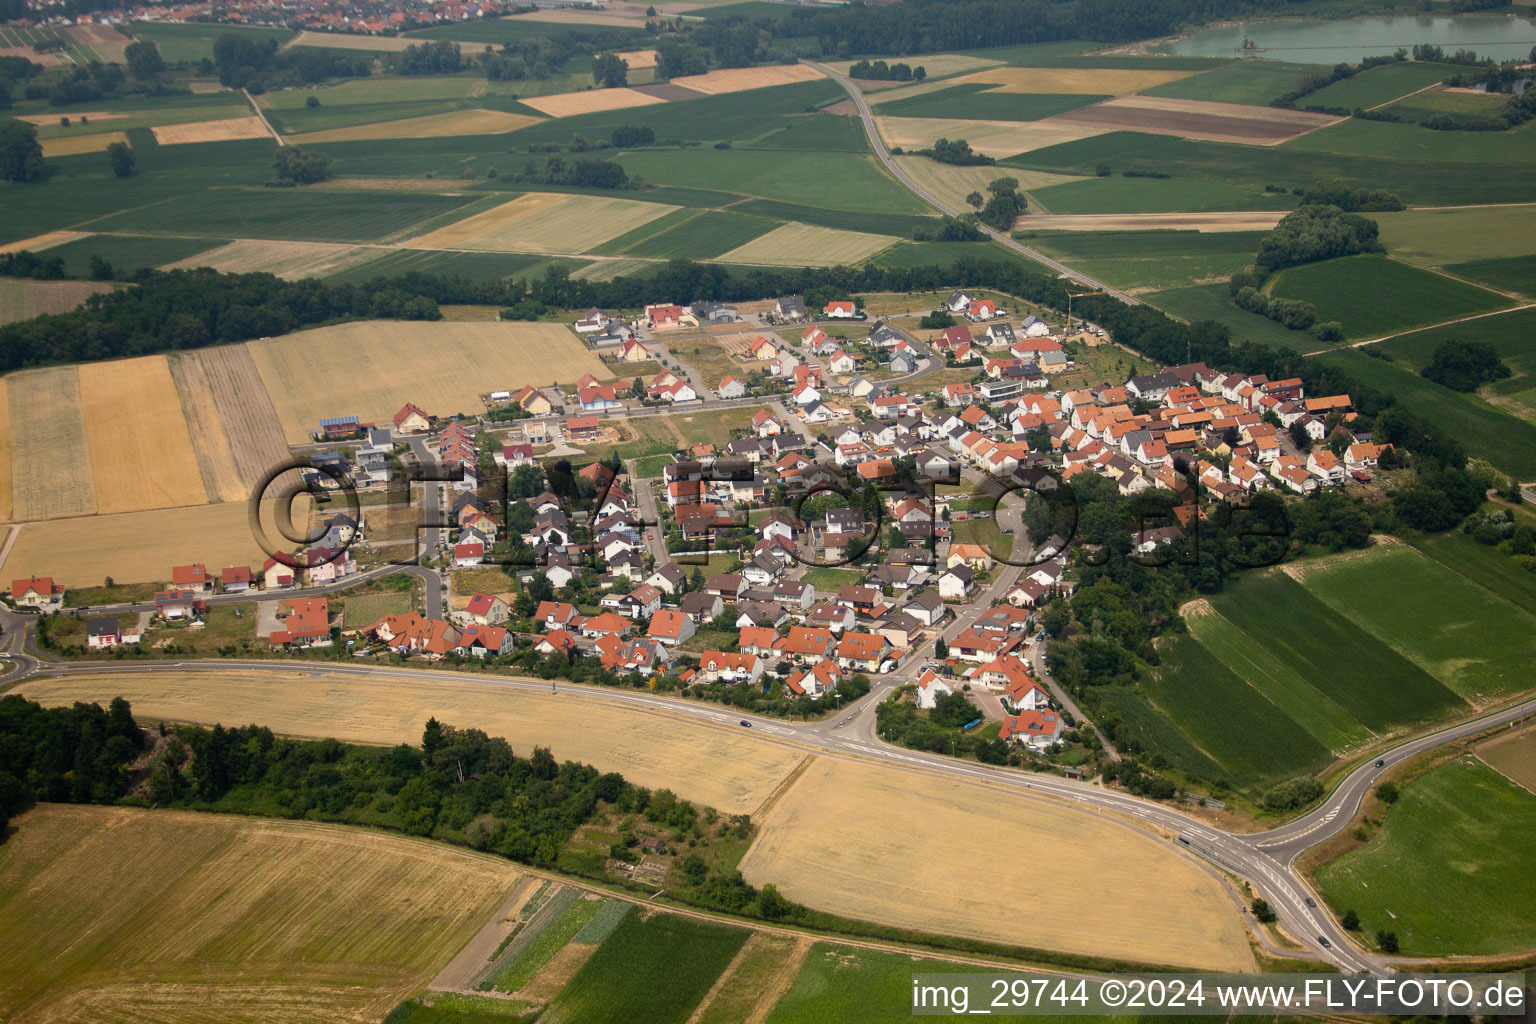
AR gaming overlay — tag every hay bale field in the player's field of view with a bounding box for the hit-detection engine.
[952,65,1196,95]
[874,115,1103,158]
[165,238,378,280]
[39,130,130,157]
[1020,211,1287,232]
[0,278,113,325]
[18,670,804,815]
[150,115,273,145]
[406,192,679,255]
[669,64,825,95]
[739,758,1254,970]
[0,804,516,1024]
[1479,729,1536,795]
[78,357,209,516]
[0,230,87,255]
[521,87,666,118]
[7,366,96,522]
[246,320,606,443]
[285,108,542,145]
[1049,95,1341,146]
[716,223,898,267]
[892,156,1082,211]
[168,346,293,497]
[1,499,309,585]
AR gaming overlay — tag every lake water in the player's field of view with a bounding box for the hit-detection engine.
[1155,15,1536,64]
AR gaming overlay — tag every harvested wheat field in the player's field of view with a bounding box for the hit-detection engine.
[7,366,96,522]
[166,353,254,503]
[875,115,1103,158]
[247,320,605,443]
[168,346,292,497]
[0,378,9,522]
[522,86,665,118]
[39,130,130,158]
[739,757,1254,971]
[513,7,646,26]
[892,156,1082,211]
[614,48,659,69]
[1479,728,1536,795]
[954,66,1196,95]
[0,230,87,255]
[1049,95,1341,145]
[13,111,126,126]
[151,115,273,145]
[286,29,426,51]
[0,804,516,1024]
[1,499,308,585]
[0,278,113,326]
[20,670,804,814]
[78,357,208,515]
[717,222,898,267]
[166,238,377,280]
[406,192,677,254]
[670,63,825,95]
[1021,211,1288,232]
[286,108,542,145]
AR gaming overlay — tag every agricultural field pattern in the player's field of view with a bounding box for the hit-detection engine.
[2,2,1536,1021]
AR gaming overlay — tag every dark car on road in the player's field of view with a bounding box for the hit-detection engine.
[739,720,752,728]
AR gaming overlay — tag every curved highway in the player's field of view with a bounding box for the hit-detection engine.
[806,62,1142,306]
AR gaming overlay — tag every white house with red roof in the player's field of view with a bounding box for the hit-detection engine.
[823,300,857,319]
[393,402,431,434]
[464,592,509,625]
[1000,709,1064,749]
[11,576,64,612]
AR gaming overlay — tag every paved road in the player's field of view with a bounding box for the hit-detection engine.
[807,62,1140,307]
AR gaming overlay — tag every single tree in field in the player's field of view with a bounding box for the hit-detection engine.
[1376,780,1399,804]
[593,52,628,89]
[0,120,46,183]
[1250,898,1277,923]
[125,39,165,79]
[1341,909,1360,930]
[965,190,984,211]
[106,140,135,178]
[1376,930,1399,954]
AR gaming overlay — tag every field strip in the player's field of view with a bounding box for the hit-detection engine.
[40,131,129,158]
[715,222,898,267]
[0,378,9,523]
[1384,252,1526,302]
[0,230,87,255]
[8,365,96,522]
[166,352,250,504]
[152,114,272,146]
[427,878,538,992]
[950,65,1197,95]
[873,114,1105,157]
[165,238,377,279]
[285,108,542,145]
[78,357,209,515]
[1021,211,1288,232]
[13,111,128,125]
[1311,302,1536,355]
[404,193,678,255]
[522,86,666,118]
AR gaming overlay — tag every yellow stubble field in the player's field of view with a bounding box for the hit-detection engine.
[0,804,516,1024]
[521,87,666,118]
[285,108,542,145]
[406,192,678,254]
[165,238,378,280]
[874,115,1105,158]
[78,356,209,515]
[7,365,97,521]
[738,757,1256,971]
[669,64,825,94]
[892,155,1083,211]
[953,66,1196,95]
[1,498,311,586]
[18,670,805,815]
[246,320,607,443]
[0,378,9,522]
[39,129,130,157]
[716,222,899,267]
[151,116,272,145]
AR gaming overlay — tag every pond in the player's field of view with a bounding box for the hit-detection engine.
[1155,15,1536,64]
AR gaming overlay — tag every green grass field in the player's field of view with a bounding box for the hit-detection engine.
[125,21,296,62]
[874,85,1108,122]
[1028,175,1292,215]
[1141,60,1323,106]
[1301,61,1457,111]
[1013,130,1536,207]
[766,944,990,1024]
[85,188,479,244]
[1061,253,1253,291]
[617,150,929,215]
[326,248,550,284]
[1267,255,1510,340]
[545,911,749,1024]
[343,590,413,628]
[1373,205,1536,267]
[730,199,938,237]
[1024,231,1264,290]
[745,113,869,153]
[1447,255,1536,299]
[1208,571,1463,734]
[1408,530,1536,612]
[874,240,1031,270]
[1315,756,1536,955]
[44,233,230,277]
[1295,544,1536,701]
[1316,347,1536,479]
[800,566,867,591]
[384,993,531,1024]
[1386,88,1508,120]
[1094,686,1227,783]
[1146,634,1332,787]
[622,210,780,260]
[1146,283,1318,351]
[1371,306,1536,418]
[1285,117,1536,165]
[493,896,605,993]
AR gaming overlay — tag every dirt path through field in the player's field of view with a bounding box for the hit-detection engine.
[428,876,536,992]
[1305,302,1536,356]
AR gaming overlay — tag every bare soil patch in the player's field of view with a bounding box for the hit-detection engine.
[1477,727,1536,795]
